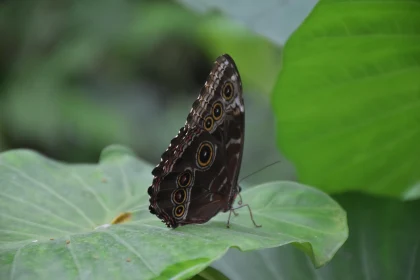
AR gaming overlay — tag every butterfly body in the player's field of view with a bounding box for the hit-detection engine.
[148,54,250,228]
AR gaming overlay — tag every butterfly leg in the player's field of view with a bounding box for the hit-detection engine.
[226,209,233,228]
[226,204,262,228]
[235,185,243,205]
[231,190,243,216]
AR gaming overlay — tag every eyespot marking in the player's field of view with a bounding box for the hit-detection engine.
[197,142,214,168]
[177,170,193,187]
[212,102,223,121]
[222,82,234,101]
[172,189,187,204]
[174,205,185,218]
[204,116,214,131]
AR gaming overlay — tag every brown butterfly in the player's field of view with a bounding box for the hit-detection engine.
[148,54,260,229]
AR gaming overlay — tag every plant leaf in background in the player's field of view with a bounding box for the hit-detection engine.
[0,145,347,279]
[196,17,282,94]
[212,193,420,280]
[0,0,202,163]
[271,0,420,199]
[0,0,290,178]
[178,0,318,45]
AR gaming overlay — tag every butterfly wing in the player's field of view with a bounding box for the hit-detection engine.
[148,54,244,228]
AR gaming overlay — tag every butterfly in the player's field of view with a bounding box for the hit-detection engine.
[147,54,260,229]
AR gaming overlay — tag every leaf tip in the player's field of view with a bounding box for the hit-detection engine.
[99,145,136,162]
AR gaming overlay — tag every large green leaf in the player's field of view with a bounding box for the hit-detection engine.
[0,145,347,279]
[196,16,282,95]
[272,0,420,198]
[213,192,420,279]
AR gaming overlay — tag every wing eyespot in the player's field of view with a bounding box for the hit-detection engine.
[203,116,214,131]
[222,82,234,101]
[177,170,193,187]
[172,189,187,204]
[174,205,185,218]
[212,102,223,121]
[196,141,214,168]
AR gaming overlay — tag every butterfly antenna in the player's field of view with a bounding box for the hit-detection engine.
[238,160,281,183]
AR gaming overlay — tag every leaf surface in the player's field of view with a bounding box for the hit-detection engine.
[213,193,420,279]
[272,0,420,198]
[0,145,347,279]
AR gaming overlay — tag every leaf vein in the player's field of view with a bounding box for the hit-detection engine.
[0,189,86,231]
[256,213,338,235]
[0,162,97,228]
[66,236,82,280]
[105,231,157,276]
[0,213,73,235]
[0,229,43,239]
[71,173,112,213]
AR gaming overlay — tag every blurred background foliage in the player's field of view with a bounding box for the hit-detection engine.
[0,0,294,186]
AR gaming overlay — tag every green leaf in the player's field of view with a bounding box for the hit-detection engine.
[0,145,347,279]
[196,17,282,94]
[212,192,420,279]
[271,0,420,199]
[177,0,318,45]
